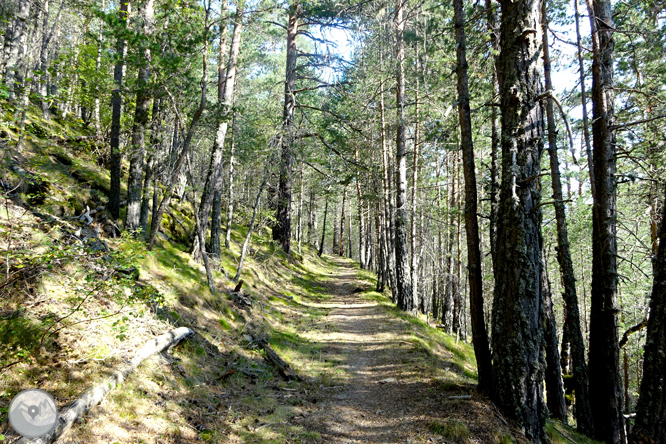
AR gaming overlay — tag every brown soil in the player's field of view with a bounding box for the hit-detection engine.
[302,257,524,444]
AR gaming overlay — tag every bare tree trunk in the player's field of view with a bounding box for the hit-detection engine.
[93,0,105,136]
[453,0,492,394]
[36,0,65,116]
[193,0,243,258]
[333,199,339,255]
[2,0,31,99]
[309,188,318,249]
[587,1,625,442]
[485,0,500,270]
[339,186,347,256]
[273,0,299,254]
[444,151,457,333]
[355,148,366,268]
[492,0,548,441]
[234,162,271,283]
[347,197,353,259]
[297,166,304,253]
[127,0,155,231]
[542,2,593,433]
[225,113,237,249]
[394,0,412,311]
[542,250,567,422]
[209,189,223,257]
[379,59,395,293]
[108,0,130,221]
[575,0,595,195]
[318,195,328,257]
[410,35,421,312]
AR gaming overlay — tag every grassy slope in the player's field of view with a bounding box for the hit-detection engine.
[0,103,599,444]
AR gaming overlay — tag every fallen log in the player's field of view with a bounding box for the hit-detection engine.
[256,338,301,382]
[18,327,194,444]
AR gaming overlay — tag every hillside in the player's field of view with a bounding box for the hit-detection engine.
[0,106,598,444]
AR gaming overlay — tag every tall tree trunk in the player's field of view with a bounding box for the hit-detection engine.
[575,0,595,195]
[309,188,318,249]
[339,186,347,256]
[631,184,666,443]
[485,0,500,270]
[444,152,457,333]
[394,0,412,311]
[127,0,155,231]
[273,0,299,253]
[492,0,548,441]
[108,0,130,221]
[234,161,271,283]
[375,199,386,292]
[453,0,492,395]
[542,250,568,422]
[355,148,366,268]
[36,0,65,116]
[379,57,396,294]
[318,196,328,257]
[2,0,31,95]
[94,0,105,136]
[209,189,223,257]
[193,0,243,258]
[410,36,421,312]
[333,199,339,255]
[297,166,304,253]
[225,113,237,249]
[542,2,593,433]
[587,1,625,442]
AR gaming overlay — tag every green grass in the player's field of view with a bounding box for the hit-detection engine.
[429,419,471,443]
[546,420,604,444]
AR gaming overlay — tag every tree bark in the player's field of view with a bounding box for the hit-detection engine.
[273,0,299,254]
[453,0,492,395]
[631,185,666,444]
[492,0,548,441]
[209,189,223,257]
[127,0,155,231]
[297,166,304,253]
[542,2,593,433]
[485,0,500,271]
[35,0,65,116]
[355,148,366,268]
[234,161,270,283]
[2,0,31,99]
[394,0,412,312]
[108,0,130,221]
[309,188,318,249]
[318,195,328,257]
[193,0,243,259]
[587,1,625,442]
[339,186,347,256]
[542,250,567,422]
[575,0,595,195]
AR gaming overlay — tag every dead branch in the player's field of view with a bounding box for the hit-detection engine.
[18,327,194,444]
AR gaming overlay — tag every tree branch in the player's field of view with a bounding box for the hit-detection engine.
[619,319,648,348]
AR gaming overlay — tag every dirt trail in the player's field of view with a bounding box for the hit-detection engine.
[303,257,484,444]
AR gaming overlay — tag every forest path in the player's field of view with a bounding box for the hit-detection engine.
[302,256,480,444]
